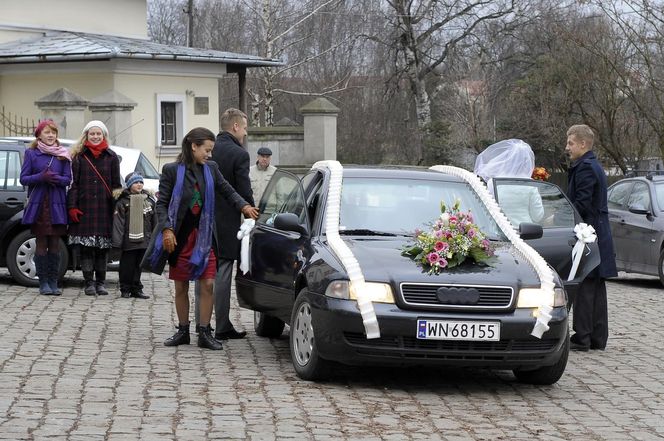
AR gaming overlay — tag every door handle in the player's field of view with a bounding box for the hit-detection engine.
[4,200,23,207]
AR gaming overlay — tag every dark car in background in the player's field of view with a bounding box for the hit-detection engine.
[0,138,160,286]
[607,174,664,285]
[236,165,575,384]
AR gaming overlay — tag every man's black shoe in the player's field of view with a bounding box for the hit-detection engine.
[215,328,247,340]
[570,341,589,352]
[131,291,150,299]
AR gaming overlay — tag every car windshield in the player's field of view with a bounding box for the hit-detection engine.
[338,177,507,240]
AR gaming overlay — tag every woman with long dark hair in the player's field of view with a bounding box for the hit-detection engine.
[147,127,258,350]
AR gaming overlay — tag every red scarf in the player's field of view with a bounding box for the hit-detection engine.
[84,139,109,158]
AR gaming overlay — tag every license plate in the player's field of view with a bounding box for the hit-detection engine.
[417,320,500,341]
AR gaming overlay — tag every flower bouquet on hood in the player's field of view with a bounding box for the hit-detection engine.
[402,200,494,274]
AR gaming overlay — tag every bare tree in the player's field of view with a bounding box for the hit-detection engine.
[147,0,188,45]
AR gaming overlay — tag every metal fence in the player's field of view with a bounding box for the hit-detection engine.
[0,106,36,136]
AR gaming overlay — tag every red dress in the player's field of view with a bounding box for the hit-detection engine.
[168,183,217,281]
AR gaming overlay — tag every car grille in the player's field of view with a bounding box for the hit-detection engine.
[400,283,514,311]
[343,332,557,362]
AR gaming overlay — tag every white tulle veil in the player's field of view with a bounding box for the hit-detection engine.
[473,139,535,180]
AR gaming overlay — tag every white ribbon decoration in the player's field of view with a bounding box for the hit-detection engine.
[236,218,255,275]
[429,165,556,339]
[567,223,597,281]
[312,160,381,339]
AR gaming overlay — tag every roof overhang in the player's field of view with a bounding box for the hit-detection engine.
[0,30,284,67]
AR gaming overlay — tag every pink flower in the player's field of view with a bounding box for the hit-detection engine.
[438,257,448,268]
[434,230,443,238]
[449,216,458,224]
[467,229,476,238]
[434,241,449,252]
[427,252,440,264]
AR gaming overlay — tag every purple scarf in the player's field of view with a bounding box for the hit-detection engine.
[37,140,71,161]
[151,163,215,280]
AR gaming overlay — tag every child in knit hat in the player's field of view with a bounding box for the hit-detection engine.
[112,172,156,298]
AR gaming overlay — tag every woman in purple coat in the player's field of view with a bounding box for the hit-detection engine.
[20,119,72,295]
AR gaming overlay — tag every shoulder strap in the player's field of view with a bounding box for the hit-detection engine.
[82,154,113,198]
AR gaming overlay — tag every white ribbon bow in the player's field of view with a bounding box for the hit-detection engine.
[567,223,597,281]
[236,218,255,275]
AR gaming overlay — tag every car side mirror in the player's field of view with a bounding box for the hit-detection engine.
[519,222,543,240]
[274,212,308,237]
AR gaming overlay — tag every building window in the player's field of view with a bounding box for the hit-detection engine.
[156,94,186,155]
[161,102,177,145]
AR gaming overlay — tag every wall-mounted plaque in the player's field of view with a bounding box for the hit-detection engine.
[194,97,209,115]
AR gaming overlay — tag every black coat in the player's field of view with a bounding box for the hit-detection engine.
[67,148,122,238]
[210,132,255,260]
[149,160,248,274]
[567,151,618,279]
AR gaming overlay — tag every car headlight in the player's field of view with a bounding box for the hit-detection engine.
[324,280,395,304]
[517,287,566,308]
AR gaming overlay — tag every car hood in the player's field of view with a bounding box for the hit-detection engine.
[341,237,541,288]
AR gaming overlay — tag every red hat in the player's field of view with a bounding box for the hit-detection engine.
[34,119,57,137]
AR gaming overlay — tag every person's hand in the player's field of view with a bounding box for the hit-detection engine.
[241,205,259,220]
[162,228,176,253]
[42,170,59,185]
[68,208,83,223]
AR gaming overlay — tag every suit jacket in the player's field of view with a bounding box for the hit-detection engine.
[151,161,248,274]
[567,151,617,278]
[210,132,255,260]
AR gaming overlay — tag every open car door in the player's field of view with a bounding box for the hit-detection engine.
[492,178,600,296]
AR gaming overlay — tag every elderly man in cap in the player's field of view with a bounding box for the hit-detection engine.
[249,147,277,205]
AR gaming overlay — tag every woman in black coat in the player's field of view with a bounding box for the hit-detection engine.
[149,127,258,350]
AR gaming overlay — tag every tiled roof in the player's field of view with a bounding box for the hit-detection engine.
[0,31,283,66]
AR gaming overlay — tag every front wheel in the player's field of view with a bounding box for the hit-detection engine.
[289,289,330,381]
[6,230,68,287]
[513,334,569,385]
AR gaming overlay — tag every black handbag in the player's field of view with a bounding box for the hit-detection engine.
[140,224,169,275]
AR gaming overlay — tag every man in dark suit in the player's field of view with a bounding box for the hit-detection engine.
[195,108,255,340]
[565,124,617,351]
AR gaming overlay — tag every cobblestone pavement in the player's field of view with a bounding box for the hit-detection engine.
[0,269,663,441]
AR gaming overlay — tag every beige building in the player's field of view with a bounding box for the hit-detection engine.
[0,0,281,166]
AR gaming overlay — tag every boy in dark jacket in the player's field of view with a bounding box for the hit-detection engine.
[112,173,156,298]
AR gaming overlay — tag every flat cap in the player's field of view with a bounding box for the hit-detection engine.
[257,147,273,156]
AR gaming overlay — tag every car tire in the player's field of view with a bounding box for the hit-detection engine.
[658,248,664,287]
[6,230,68,287]
[513,333,569,385]
[254,311,285,337]
[289,289,330,381]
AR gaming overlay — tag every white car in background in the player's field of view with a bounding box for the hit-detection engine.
[0,136,160,192]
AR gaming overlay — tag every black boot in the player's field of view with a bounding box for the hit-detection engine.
[164,323,191,346]
[34,255,53,295]
[47,253,62,296]
[83,271,96,296]
[198,325,223,350]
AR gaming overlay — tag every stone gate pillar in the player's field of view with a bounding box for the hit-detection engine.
[300,98,340,163]
[34,88,88,139]
[88,91,137,147]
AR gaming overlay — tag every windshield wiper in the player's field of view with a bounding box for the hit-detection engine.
[340,229,397,237]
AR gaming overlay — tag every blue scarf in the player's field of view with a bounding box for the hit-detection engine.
[151,163,215,279]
